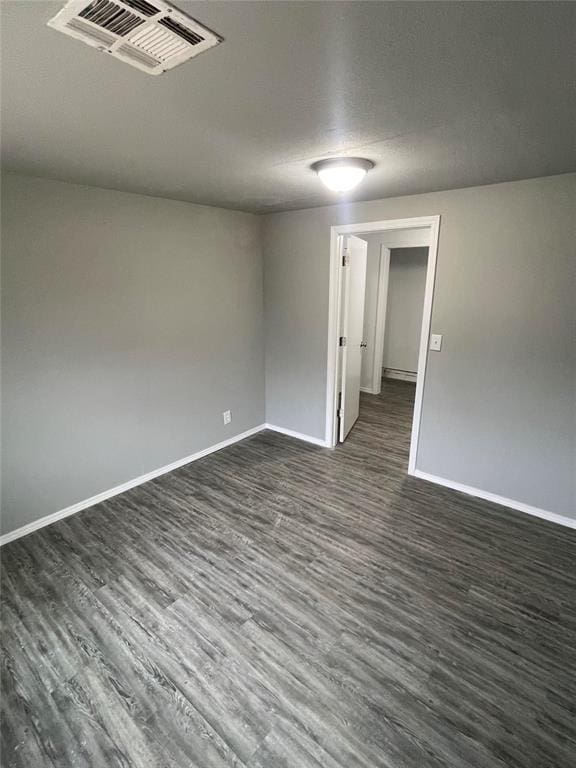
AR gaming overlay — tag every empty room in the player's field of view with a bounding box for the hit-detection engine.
[1,2,575,767]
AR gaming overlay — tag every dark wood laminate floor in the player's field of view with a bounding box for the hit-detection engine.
[2,379,576,767]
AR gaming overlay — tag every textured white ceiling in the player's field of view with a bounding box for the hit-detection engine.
[2,1,575,212]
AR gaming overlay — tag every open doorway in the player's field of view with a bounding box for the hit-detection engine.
[325,216,440,475]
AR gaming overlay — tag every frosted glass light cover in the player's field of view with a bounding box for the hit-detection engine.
[312,158,374,193]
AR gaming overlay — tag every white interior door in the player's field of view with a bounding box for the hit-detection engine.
[339,236,368,441]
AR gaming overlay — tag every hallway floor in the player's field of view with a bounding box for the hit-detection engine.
[2,380,576,767]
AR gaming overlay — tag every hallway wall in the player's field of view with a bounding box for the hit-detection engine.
[383,248,428,375]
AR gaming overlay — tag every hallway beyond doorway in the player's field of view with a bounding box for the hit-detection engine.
[352,377,417,475]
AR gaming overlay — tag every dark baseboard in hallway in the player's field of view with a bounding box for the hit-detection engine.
[2,378,575,767]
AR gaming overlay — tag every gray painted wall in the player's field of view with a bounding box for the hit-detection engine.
[263,174,576,518]
[383,248,428,374]
[1,173,265,535]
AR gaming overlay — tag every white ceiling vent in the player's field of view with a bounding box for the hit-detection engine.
[47,0,223,75]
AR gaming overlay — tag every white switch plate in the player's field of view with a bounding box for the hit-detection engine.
[430,334,443,351]
[222,410,232,425]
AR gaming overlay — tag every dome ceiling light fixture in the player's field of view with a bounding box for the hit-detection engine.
[312,157,374,193]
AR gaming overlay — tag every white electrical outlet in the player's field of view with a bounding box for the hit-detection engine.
[222,410,232,425]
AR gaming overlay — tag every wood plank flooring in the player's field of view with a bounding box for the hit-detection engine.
[2,379,576,767]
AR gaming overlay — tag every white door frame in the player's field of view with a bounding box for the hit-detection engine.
[369,244,391,395]
[325,215,441,475]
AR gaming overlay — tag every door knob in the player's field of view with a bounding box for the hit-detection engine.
[360,341,367,348]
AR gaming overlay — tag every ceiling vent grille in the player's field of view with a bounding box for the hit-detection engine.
[117,43,160,69]
[79,0,144,36]
[158,17,204,46]
[47,0,223,75]
[121,0,159,16]
[66,17,117,46]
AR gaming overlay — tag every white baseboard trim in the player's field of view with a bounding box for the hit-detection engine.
[360,386,378,395]
[10,427,569,546]
[264,423,328,447]
[383,368,417,383]
[412,469,576,530]
[0,425,267,546]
